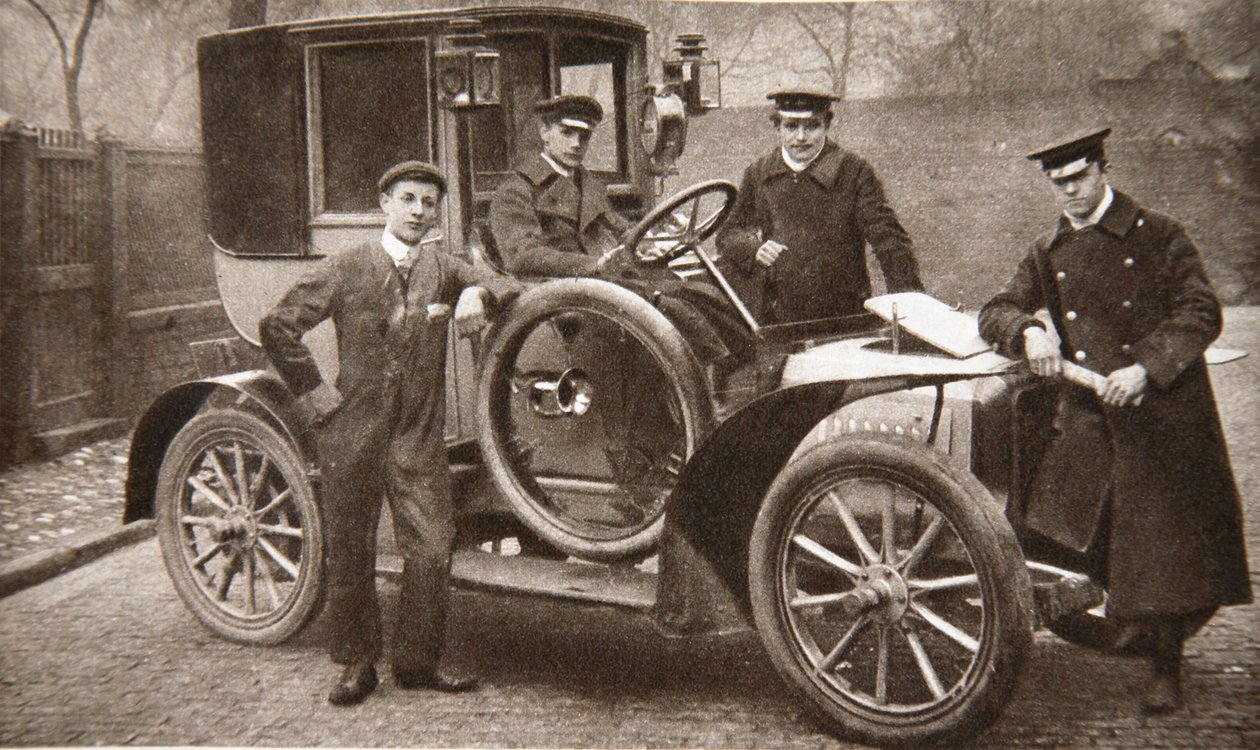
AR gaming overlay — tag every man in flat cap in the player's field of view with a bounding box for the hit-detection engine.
[261,161,522,706]
[979,129,1251,714]
[715,90,924,323]
[489,94,753,386]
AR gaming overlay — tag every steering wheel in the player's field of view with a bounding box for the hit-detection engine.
[616,179,738,267]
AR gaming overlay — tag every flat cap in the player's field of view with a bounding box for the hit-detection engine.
[377,160,447,194]
[767,89,842,118]
[534,94,603,130]
[1027,127,1111,179]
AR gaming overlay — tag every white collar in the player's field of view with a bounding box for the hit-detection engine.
[1066,184,1114,230]
[781,146,821,173]
[381,229,415,266]
[540,151,574,178]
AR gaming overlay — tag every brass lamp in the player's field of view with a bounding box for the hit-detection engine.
[436,18,501,109]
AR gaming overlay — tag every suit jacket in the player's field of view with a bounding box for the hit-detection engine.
[259,240,519,435]
[714,140,923,323]
[978,190,1251,616]
[488,153,629,277]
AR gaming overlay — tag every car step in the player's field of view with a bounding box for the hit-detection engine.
[378,549,657,611]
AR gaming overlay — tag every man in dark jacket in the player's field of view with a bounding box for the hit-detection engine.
[715,90,924,323]
[978,129,1251,715]
[489,95,753,384]
[260,162,520,706]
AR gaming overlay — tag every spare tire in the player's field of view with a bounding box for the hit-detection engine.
[477,278,715,561]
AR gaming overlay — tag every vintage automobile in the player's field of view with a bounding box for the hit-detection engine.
[121,5,1240,748]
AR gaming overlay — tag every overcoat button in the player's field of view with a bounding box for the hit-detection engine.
[1056,271,1066,281]
[1065,310,1078,321]
[1122,299,1133,309]
[1121,344,1133,354]
[1124,257,1135,267]
[1075,350,1087,361]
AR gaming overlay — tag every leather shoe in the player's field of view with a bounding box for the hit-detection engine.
[328,662,378,706]
[1140,672,1183,714]
[393,667,479,693]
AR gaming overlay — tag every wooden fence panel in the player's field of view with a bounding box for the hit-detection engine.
[2,126,232,464]
[25,129,107,433]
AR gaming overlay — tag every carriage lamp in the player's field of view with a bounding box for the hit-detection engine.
[639,92,687,173]
[436,19,501,109]
[662,33,721,114]
[641,33,721,173]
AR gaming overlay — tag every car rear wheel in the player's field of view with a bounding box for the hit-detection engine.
[156,408,324,644]
[478,278,714,562]
[749,435,1034,747]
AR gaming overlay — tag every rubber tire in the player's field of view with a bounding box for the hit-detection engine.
[477,278,714,561]
[749,435,1035,747]
[156,408,324,645]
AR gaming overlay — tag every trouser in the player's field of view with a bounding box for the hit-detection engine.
[613,274,757,366]
[317,389,456,672]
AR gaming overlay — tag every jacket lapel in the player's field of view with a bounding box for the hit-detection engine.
[576,168,614,232]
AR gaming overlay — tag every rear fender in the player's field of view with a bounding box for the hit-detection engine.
[654,375,954,634]
[124,370,316,523]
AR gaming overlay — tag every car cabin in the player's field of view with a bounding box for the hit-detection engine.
[199,6,675,259]
[199,6,719,444]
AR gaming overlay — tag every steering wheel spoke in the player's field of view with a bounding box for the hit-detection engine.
[621,180,737,265]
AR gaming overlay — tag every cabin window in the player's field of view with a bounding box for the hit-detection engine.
[558,36,626,178]
[308,39,433,215]
[558,62,617,173]
[469,32,628,198]
[469,34,549,180]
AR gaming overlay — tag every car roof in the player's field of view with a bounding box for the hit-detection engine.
[203,4,647,40]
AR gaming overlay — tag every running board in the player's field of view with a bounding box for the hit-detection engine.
[378,549,657,611]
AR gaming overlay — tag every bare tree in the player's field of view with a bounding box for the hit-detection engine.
[21,0,104,132]
[786,3,855,97]
[941,0,998,95]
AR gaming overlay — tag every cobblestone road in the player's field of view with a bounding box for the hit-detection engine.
[0,438,129,565]
[0,310,1257,746]
[0,538,1256,748]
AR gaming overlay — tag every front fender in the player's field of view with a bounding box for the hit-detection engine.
[653,374,956,634]
[124,370,316,523]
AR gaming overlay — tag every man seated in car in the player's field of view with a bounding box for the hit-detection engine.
[488,94,752,395]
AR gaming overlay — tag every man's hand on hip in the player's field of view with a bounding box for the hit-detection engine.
[454,287,488,336]
[755,239,788,268]
[1023,325,1063,378]
[297,382,343,428]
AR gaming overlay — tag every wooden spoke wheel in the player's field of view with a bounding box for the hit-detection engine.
[749,435,1034,747]
[156,408,324,644]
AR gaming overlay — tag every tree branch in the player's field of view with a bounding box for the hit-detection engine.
[69,0,102,76]
[22,0,69,60]
[789,7,843,91]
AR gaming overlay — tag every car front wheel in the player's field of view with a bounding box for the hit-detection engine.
[156,408,324,645]
[749,435,1035,747]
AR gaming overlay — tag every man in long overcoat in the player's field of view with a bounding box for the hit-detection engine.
[489,95,753,389]
[260,161,520,706]
[715,90,924,323]
[978,129,1251,714]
